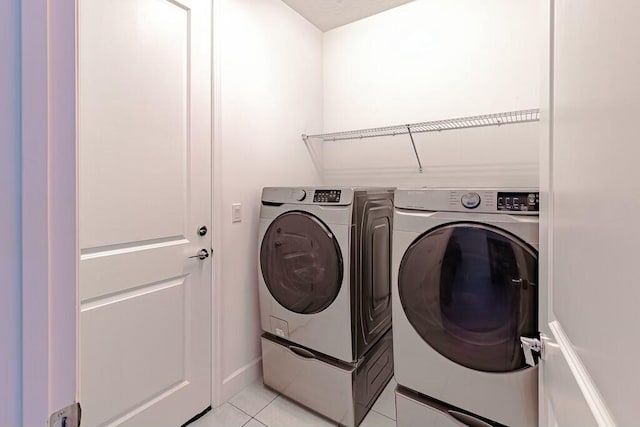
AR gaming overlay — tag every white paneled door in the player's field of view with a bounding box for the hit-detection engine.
[539,1,624,426]
[78,0,211,426]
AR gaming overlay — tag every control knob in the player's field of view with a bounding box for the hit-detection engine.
[461,192,481,209]
[293,189,307,201]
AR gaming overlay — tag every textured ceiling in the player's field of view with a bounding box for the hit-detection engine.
[281,0,415,31]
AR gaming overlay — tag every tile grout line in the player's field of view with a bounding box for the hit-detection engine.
[228,401,254,418]
[241,416,266,427]
[252,391,281,423]
[247,394,396,426]
[230,383,396,426]
[228,391,280,425]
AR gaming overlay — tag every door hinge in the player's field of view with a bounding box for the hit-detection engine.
[49,402,81,427]
[520,336,544,367]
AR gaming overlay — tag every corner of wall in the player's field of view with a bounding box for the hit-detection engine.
[212,0,324,406]
[220,357,262,404]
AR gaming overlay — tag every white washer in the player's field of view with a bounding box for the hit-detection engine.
[258,187,395,427]
[392,188,539,427]
[259,187,393,362]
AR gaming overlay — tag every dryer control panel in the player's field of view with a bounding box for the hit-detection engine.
[313,189,341,203]
[497,192,539,212]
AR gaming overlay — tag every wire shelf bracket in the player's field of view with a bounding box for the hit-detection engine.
[302,108,540,174]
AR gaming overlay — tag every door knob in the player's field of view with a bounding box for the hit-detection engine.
[189,249,209,260]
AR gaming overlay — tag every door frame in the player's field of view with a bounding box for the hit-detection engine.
[21,1,222,424]
[21,0,78,425]
[211,0,224,409]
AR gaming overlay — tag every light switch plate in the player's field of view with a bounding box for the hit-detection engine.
[231,203,242,223]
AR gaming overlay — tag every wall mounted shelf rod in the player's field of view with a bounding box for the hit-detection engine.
[406,125,423,172]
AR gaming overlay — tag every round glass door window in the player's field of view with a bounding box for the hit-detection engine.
[260,211,343,315]
[398,223,538,372]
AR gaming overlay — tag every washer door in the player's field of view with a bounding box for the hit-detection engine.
[260,211,344,315]
[398,222,537,372]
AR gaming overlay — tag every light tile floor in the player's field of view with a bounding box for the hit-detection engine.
[192,377,397,427]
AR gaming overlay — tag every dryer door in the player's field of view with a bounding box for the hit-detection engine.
[260,211,343,315]
[398,222,537,372]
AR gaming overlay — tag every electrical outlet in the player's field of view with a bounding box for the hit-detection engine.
[232,203,242,223]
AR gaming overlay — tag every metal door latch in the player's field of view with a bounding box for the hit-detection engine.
[50,402,81,427]
[520,336,544,367]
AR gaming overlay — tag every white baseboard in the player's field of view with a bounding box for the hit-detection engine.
[220,357,263,404]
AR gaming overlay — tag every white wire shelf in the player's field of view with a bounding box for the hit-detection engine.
[303,109,540,142]
[302,109,540,173]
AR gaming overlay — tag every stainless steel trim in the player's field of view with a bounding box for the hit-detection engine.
[288,345,316,359]
[448,410,493,427]
[396,387,502,427]
[262,333,355,370]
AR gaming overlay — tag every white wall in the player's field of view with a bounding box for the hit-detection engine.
[0,0,21,424]
[322,0,542,188]
[215,0,323,400]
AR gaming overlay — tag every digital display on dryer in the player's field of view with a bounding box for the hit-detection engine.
[313,190,341,203]
[497,192,539,212]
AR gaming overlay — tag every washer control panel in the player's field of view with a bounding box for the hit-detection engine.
[498,192,539,212]
[313,189,341,203]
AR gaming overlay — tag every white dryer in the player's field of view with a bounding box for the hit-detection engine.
[392,188,539,427]
[258,187,394,427]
